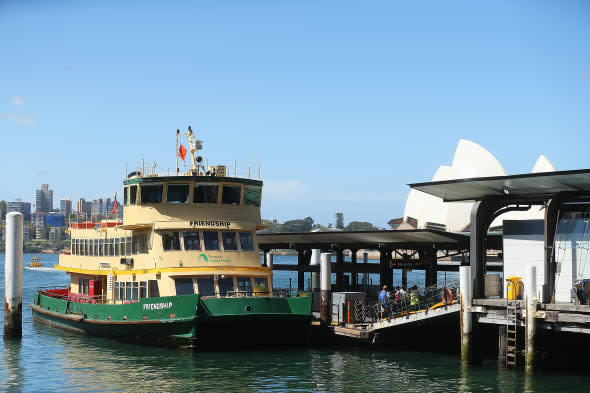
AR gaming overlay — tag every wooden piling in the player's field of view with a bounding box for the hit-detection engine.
[4,212,23,339]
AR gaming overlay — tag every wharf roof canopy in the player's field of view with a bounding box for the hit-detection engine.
[409,168,590,202]
[258,229,474,250]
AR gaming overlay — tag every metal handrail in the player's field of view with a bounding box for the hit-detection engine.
[351,286,459,324]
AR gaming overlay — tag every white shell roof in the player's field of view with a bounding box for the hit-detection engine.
[403,139,555,232]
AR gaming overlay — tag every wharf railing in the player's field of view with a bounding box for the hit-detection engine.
[348,286,459,325]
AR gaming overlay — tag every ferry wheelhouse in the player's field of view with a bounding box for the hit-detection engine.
[31,127,312,347]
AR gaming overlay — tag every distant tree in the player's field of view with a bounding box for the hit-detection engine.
[344,221,379,232]
[0,200,6,220]
[281,217,314,233]
[335,212,344,230]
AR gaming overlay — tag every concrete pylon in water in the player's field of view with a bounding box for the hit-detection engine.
[310,249,321,290]
[4,212,24,339]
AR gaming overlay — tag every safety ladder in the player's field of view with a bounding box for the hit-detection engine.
[506,300,519,368]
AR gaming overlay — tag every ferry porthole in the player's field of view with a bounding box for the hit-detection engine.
[245,305,252,312]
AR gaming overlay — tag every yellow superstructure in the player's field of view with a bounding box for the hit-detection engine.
[58,128,270,303]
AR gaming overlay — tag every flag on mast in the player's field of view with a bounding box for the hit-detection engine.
[111,192,118,215]
[178,144,187,161]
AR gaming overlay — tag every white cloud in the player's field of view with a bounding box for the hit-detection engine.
[10,96,25,105]
[0,113,38,126]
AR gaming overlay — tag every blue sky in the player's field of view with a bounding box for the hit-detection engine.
[1,1,588,227]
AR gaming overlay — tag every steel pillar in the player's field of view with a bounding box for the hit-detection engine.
[297,249,311,291]
[544,198,562,303]
[350,249,358,288]
[379,248,393,288]
[420,248,438,288]
[335,248,344,291]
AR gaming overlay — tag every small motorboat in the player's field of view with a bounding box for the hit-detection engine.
[29,256,43,268]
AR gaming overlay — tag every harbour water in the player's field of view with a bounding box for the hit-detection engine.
[2,254,590,392]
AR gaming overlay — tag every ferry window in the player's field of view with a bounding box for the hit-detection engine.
[167,184,190,204]
[194,183,218,203]
[93,239,98,256]
[139,281,147,298]
[106,238,114,257]
[244,186,262,207]
[222,185,242,205]
[82,279,89,295]
[129,185,138,205]
[203,231,220,250]
[183,231,201,251]
[218,276,235,296]
[98,239,104,257]
[125,282,132,300]
[237,277,253,294]
[162,232,181,251]
[73,239,77,255]
[114,238,120,257]
[140,184,163,204]
[196,277,215,296]
[222,232,238,251]
[174,278,195,295]
[239,232,255,251]
[124,187,129,205]
[114,282,122,301]
[254,277,269,294]
[125,237,132,255]
[148,280,160,298]
[135,233,149,254]
[132,282,139,300]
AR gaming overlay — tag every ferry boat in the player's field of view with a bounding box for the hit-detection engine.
[31,127,312,348]
[29,256,43,268]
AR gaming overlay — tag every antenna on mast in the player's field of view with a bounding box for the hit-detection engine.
[185,125,204,175]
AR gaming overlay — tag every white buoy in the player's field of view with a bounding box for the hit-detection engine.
[4,212,23,339]
[320,252,332,324]
[310,249,321,290]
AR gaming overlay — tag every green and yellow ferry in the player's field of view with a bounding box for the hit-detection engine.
[32,127,312,348]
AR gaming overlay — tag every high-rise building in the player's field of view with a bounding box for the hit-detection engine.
[91,199,104,217]
[32,211,47,228]
[7,199,32,222]
[36,184,53,213]
[60,197,72,217]
[77,198,92,215]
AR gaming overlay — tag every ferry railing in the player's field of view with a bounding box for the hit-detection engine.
[36,287,301,306]
[350,286,459,325]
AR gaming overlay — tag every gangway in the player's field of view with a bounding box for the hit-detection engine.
[332,287,460,341]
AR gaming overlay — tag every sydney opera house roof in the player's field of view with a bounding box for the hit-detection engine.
[402,139,555,232]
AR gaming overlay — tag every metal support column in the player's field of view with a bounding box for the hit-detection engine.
[470,197,505,298]
[335,248,345,291]
[379,247,393,288]
[421,248,438,288]
[297,249,311,291]
[350,248,358,288]
[544,198,562,303]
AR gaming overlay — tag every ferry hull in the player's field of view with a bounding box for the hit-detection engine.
[31,291,312,348]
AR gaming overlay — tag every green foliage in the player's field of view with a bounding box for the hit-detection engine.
[344,221,379,232]
[0,200,6,220]
[259,217,314,233]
